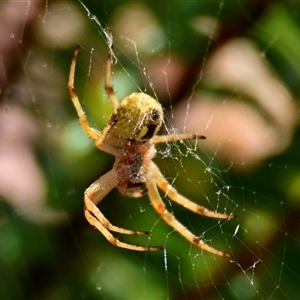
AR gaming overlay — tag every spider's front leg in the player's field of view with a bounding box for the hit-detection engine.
[150,162,236,220]
[145,177,233,258]
[144,161,234,257]
[84,169,163,251]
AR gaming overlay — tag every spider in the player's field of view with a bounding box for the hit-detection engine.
[68,44,236,258]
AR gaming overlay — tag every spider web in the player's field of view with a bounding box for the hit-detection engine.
[1,0,300,299]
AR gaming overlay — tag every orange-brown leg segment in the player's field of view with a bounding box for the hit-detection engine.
[145,167,233,258]
[150,162,236,220]
[151,133,206,144]
[68,45,119,155]
[84,169,162,251]
[105,46,119,113]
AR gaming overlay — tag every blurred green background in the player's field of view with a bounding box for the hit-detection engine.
[0,0,300,299]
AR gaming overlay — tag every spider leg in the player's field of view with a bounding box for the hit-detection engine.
[151,133,206,144]
[145,176,232,258]
[68,46,119,156]
[84,169,162,251]
[105,44,119,114]
[84,209,162,251]
[68,45,100,140]
[85,169,149,235]
[150,162,236,219]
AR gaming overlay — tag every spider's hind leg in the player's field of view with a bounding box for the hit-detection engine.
[104,43,119,113]
[151,133,206,144]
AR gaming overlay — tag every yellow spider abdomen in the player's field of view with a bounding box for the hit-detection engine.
[108,93,163,140]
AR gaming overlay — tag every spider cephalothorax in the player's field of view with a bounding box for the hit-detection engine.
[114,138,152,198]
[68,44,236,257]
